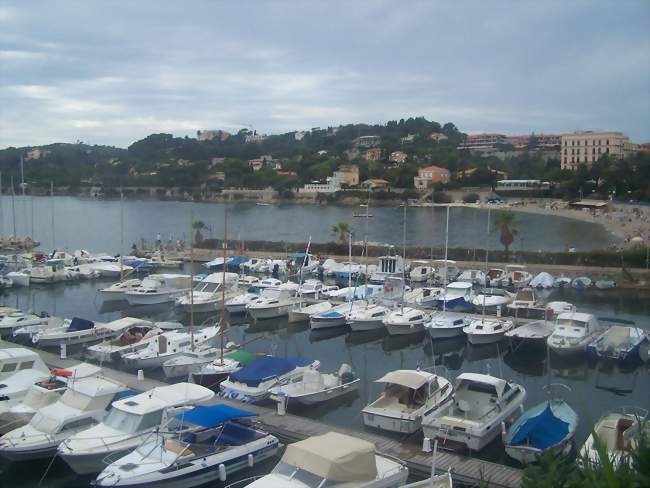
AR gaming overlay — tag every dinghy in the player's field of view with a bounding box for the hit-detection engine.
[270,364,360,406]
[587,324,649,364]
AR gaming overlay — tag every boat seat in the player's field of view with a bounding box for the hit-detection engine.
[164,440,193,457]
[457,400,471,413]
[616,418,634,450]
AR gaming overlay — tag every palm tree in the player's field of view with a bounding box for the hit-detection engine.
[494,211,519,258]
[331,221,351,244]
[192,220,206,244]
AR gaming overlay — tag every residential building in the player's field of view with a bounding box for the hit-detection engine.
[414,165,450,190]
[244,131,267,143]
[639,143,650,153]
[294,131,306,141]
[249,160,264,171]
[208,171,226,181]
[361,178,389,190]
[505,133,561,149]
[197,130,230,141]
[458,133,507,150]
[362,148,383,161]
[25,148,51,160]
[209,157,225,167]
[456,167,508,179]
[560,131,636,170]
[317,150,328,156]
[277,170,298,177]
[333,164,359,186]
[248,154,278,171]
[429,132,448,142]
[389,151,408,164]
[298,176,340,194]
[354,135,381,148]
[401,134,416,144]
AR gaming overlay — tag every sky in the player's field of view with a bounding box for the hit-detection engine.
[1,1,649,148]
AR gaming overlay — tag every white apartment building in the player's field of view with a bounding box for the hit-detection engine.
[560,131,636,170]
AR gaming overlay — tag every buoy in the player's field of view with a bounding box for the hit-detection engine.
[51,367,72,377]
[247,453,254,467]
[218,463,227,481]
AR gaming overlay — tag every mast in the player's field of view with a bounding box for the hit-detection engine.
[189,208,195,350]
[220,209,228,363]
[442,206,450,313]
[10,177,16,238]
[363,191,370,305]
[348,232,352,291]
[481,208,491,320]
[50,182,55,249]
[401,203,406,313]
[430,186,435,260]
[120,188,124,280]
[0,172,3,237]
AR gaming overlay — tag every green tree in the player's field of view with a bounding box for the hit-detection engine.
[494,211,519,257]
[331,221,351,244]
[192,220,206,244]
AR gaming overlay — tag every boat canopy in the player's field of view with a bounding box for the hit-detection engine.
[68,317,95,332]
[509,403,570,449]
[456,373,507,398]
[282,432,378,482]
[375,370,431,390]
[175,404,256,428]
[230,356,313,387]
[113,383,214,415]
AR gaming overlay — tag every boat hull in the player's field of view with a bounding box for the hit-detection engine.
[362,410,421,434]
[349,319,385,332]
[466,331,506,345]
[384,322,425,336]
[247,305,291,320]
[61,448,132,475]
[279,379,361,406]
[427,326,465,339]
[436,297,474,312]
[0,442,58,462]
[126,291,184,305]
[309,316,347,329]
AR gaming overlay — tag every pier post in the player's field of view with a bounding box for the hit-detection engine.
[137,369,144,381]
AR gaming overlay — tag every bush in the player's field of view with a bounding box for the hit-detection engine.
[462,192,480,203]
[433,191,452,204]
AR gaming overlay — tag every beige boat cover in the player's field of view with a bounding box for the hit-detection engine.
[374,370,430,390]
[282,432,378,482]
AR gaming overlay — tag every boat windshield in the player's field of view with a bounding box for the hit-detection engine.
[557,319,586,328]
[272,461,324,486]
[104,408,164,433]
[195,282,221,293]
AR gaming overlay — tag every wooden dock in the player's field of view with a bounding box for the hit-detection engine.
[1,341,523,487]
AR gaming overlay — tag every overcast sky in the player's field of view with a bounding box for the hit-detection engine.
[1,1,649,148]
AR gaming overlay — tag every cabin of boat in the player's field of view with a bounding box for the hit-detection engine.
[0,348,48,380]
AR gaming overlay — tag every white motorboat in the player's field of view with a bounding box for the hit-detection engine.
[0,375,129,461]
[225,291,259,314]
[457,269,486,286]
[348,304,391,331]
[333,261,365,281]
[500,265,533,289]
[30,261,71,283]
[86,261,134,278]
[94,404,280,488]
[586,324,649,364]
[161,343,238,379]
[33,317,146,348]
[595,279,617,290]
[325,284,383,301]
[0,348,49,381]
[579,406,649,467]
[404,287,443,308]
[246,288,295,320]
[249,277,282,291]
[506,287,546,318]
[99,279,142,301]
[125,274,192,305]
[58,383,214,475]
[270,364,360,406]
[425,312,471,339]
[245,431,409,488]
[288,300,332,323]
[220,356,320,403]
[363,370,453,434]
[545,301,576,317]
[422,373,527,452]
[309,300,367,329]
[553,276,572,288]
[86,320,181,362]
[383,307,430,335]
[0,311,50,338]
[6,271,29,287]
[433,260,460,284]
[486,268,506,287]
[530,272,555,289]
[121,325,220,370]
[471,288,514,312]
[288,251,319,274]
[369,254,405,284]
[148,252,182,269]
[297,279,331,299]
[0,376,67,434]
[191,350,258,390]
[11,316,67,344]
[409,261,435,283]
[175,272,239,313]
[436,282,475,312]
[66,264,101,279]
[571,276,593,289]
[463,317,514,344]
[0,348,51,415]
[547,312,603,356]
[505,319,555,347]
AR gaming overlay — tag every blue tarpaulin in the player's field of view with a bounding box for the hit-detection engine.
[68,317,95,331]
[509,403,570,449]
[175,404,257,428]
[107,389,138,410]
[229,356,313,386]
[320,310,345,318]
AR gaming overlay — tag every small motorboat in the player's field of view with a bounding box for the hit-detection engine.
[99,279,142,302]
[383,307,430,335]
[191,350,258,390]
[433,260,460,285]
[485,268,506,287]
[409,261,435,283]
[422,373,527,452]
[505,319,555,347]
[0,348,51,414]
[309,300,366,330]
[270,363,360,406]
[161,343,238,379]
[424,312,470,339]
[545,301,576,317]
[553,276,572,288]
[506,287,547,319]
[529,272,555,289]
[500,265,533,289]
[58,383,214,475]
[33,317,144,348]
[348,304,391,331]
[579,406,649,467]
[586,324,649,364]
[595,279,617,290]
[363,370,453,434]
[471,288,514,313]
[404,287,443,308]
[175,272,240,313]
[246,288,295,320]
[5,271,29,287]
[547,312,603,356]
[504,397,578,464]
[125,274,192,305]
[0,311,51,338]
[94,404,280,488]
[225,291,259,314]
[571,276,593,289]
[245,432,409,487]
[456,269,486,286]
[288,300,332,323]
[463,317,514,345]
[436,282,475,312]
[219,356,320,403]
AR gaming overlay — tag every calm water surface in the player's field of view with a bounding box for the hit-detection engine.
[0,267,647,487]
[0,196,620,253]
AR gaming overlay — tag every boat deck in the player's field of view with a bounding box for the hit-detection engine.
[2,340,523,487]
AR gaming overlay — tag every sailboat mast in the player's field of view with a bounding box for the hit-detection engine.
[189,208,195,350]
[363,191,370,295]
[119,189,124,280]
[220,209,228,362]
[482,208,491,317]
[430,186,435,260]
[0,172,3,237]
[10,177,16,238]
[50,182,55,249]
[348,233,352,290]
[442,206,450,313]
[401,203,406,313]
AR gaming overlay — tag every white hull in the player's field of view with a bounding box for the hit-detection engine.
[466,331,506,345]
[349,319,385,332]
[247,304,291,320]
[278,379,361,406]
[309,316,347,329]
[178,300,221,313]
[61,447,132,475]
[126,290,186,305]
[99,290,127,301]
[122,352,183,370]
[362,411,422,434]
[505,439,573,464]
[384,322,424,335]
[427,326,465,339]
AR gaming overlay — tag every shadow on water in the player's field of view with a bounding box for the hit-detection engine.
[503,347,547,377]
[346,328,387,345]
[549,353,590,381]
[290,390,361,419]
[382,331,426,352]
[463,341,505,362]
[309,326,349,343]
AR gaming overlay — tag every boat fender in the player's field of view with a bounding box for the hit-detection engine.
[500,421,507,440]
[218,463,227,481]
[51,367,72,377]
[247,454,254,467]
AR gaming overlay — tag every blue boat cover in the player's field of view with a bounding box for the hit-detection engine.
[230,356,313,386]
[107,389,138,410]
[510,403,570,450]
[175,404,257,428]
[68,317,95,331]
[319,310,345,318]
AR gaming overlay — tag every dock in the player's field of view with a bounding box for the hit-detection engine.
[1,340,523,487]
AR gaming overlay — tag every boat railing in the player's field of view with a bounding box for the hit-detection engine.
[611,405,649,419]
[224,476,263,488]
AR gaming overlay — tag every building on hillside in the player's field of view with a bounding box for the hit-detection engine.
[505,133,561,149]
[298,176,340,194]
[277,170,298,177]
[362,148,383,161]
[560,131,637,170]
[25,148,51,160]
[333,164,359,186]
[429,132,448,142]
[639,143,650,153]
[244,131,267,143]
[197,130,230,141]
[317,150,328,156]
[389,151,408,164]
[361,178,389,190]
[414,165,450,190]
[294,131,306,141]
[209,157,225,168]
[354,135,381,148]
[458,133,507,150]
[456,167,508,179]
[401,134,416,144]
[208,171,226,182]
[249,160,264,171]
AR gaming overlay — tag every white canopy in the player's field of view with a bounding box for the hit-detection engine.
[456,373,507,398]
[282,432,378,482]
[113,383,214,415]
[374,370,431,390]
